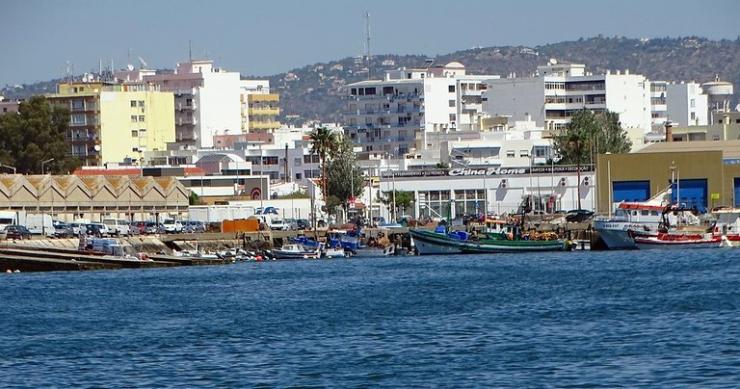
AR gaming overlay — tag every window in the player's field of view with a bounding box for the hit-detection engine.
[448,85,455,93]
[71,100,84,110]
[713,135,720,141]
[506,150,515,158]
[350,88,357,96]
[186,98,192,106]
[449,100,456,107]
[70,114,86,125]
[449,114,456,122]
[520,150,530,157]
[364,87,376,95]
[138,115,145,122]
[130,100,137,107]
[690,99,695,108]
[138,100,145,107]
[131,130,138,137]
[690,112,696,120]
[131,115,138,122]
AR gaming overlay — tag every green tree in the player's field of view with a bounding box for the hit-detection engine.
[308,126,338,203]
[325,137,363,210]
[553,109,632,165]
[0,96,81,174]
[380,191,415,220]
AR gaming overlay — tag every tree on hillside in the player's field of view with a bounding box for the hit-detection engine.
[552,109,632,165]
[325,136,363,210]
[0,96,81,174]
[309,126,338,204]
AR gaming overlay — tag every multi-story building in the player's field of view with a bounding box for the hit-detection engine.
[665,82,708,127]
[48,82,175,166]
[144,60,241,149]
[482,61,652,133]
[240,80,281,133]
[0,96,20,115]
[650,81,668,130]
[343,62,499,157]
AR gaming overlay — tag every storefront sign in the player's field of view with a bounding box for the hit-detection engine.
[381,165,593,178]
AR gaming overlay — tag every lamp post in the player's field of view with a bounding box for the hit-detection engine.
[568,137,582,210]
[41,158,55,175]
[0,163,16,174]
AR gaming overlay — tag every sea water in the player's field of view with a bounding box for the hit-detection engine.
[1,250,739,387]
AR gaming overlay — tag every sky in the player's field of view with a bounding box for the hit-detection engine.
[1,0,738,86]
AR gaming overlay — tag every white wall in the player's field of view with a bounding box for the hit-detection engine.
[604,74,651,131]
[482,78,545,125]
[666,83,708,126]
[198,72,242,148]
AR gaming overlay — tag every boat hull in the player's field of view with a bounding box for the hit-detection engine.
[410,229,565,255]
[634,236,720,250]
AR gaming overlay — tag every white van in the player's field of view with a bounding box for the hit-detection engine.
[25,214,55,236]
[102,219,131,236]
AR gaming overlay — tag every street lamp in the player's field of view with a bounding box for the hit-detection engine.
[41,158,55,175]
[568,137,583,210]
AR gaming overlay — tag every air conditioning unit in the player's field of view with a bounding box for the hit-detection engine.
[582,177,591,186]
[559,177,568,187]
[499,179,508,188]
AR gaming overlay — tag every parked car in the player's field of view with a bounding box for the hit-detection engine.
[183,220,206,233]
[52,222,74,238]
[565,209,595,223]
[144,221,160,234]
[84,223,110,237]
[267,218,289,231]
[296,219,311,230]
[102,219,131,236]
[162,219,183,234]
[127,221,142,235]
[5,225,31,240]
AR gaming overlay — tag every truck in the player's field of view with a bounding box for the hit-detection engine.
[25,214,56,236]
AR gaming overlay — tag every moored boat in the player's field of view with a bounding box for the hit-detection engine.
[633,232,720,249]
[271,244,320,259]
[409,228,567,255]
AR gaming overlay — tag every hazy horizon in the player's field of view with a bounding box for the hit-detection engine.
[1,0,738,86]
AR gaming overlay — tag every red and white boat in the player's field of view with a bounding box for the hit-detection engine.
[634,231,720,249]
[714,208,740,247]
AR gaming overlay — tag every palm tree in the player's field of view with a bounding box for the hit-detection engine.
[309,127,337,204]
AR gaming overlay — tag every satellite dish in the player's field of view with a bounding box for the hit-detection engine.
[549,58,557,65]
[127,64,134,71]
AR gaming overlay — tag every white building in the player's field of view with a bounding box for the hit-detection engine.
[650,81,668,130]
[144,60,242,149]
[344,62,499,157]
[665,82,708,127]
[482,61,652,133]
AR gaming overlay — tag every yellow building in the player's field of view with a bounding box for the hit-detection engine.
[596,141,740,214]
[247,93,280,132]
[49,82,175,166]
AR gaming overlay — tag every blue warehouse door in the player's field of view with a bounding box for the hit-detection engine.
[612,181,650,203]
[735,178,740,207]
[671,179,707,212]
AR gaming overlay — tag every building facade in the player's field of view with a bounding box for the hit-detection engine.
[343,62,499,157]
[48,82,175,166]
[482,62,652,133]
[240,80,281,132]
[665,82,708,127]
[144,60,241,149]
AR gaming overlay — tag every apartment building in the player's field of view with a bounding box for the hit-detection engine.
[143,60,241,149]
[240,80,281,132]
[482,61,652,132]
[48,82,175,166]
[343,62,499,157]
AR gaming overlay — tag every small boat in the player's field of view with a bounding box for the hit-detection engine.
[633,232,720,249]
[593,187,672,250]
[409,228,567,255]
[323,246,346,258]
[271,243,320,259]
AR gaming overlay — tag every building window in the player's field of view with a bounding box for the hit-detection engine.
[138,100,145,107]
[70,114,86,125]
[690,99,695,108]
[448,85,455,93]
[350,88,357,96]
[131,130,138,137]
[520,150,530,157]
[448,100,455,107]
[131,115,138,122]
[138,115,145,122]
[690,112,696,121]
[713,135,720,141]
[506,150,515,158]
[449,114,456,122]
[130,100,137,107]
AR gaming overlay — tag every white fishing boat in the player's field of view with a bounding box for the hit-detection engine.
[271,244,320,259]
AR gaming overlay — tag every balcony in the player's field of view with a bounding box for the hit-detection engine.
[248,107,280,116]
[249,121,281,130]
[176,103,197,111]
[248,94,279,103]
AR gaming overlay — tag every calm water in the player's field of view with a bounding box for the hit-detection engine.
[1,250,739,388]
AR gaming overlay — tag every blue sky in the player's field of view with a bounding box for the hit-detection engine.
[1,0,738,86]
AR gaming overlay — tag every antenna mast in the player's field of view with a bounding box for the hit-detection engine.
[365,11,371,80]
[189,40,192,62]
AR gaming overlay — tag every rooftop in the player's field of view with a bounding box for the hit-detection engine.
[636,140,740,158]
